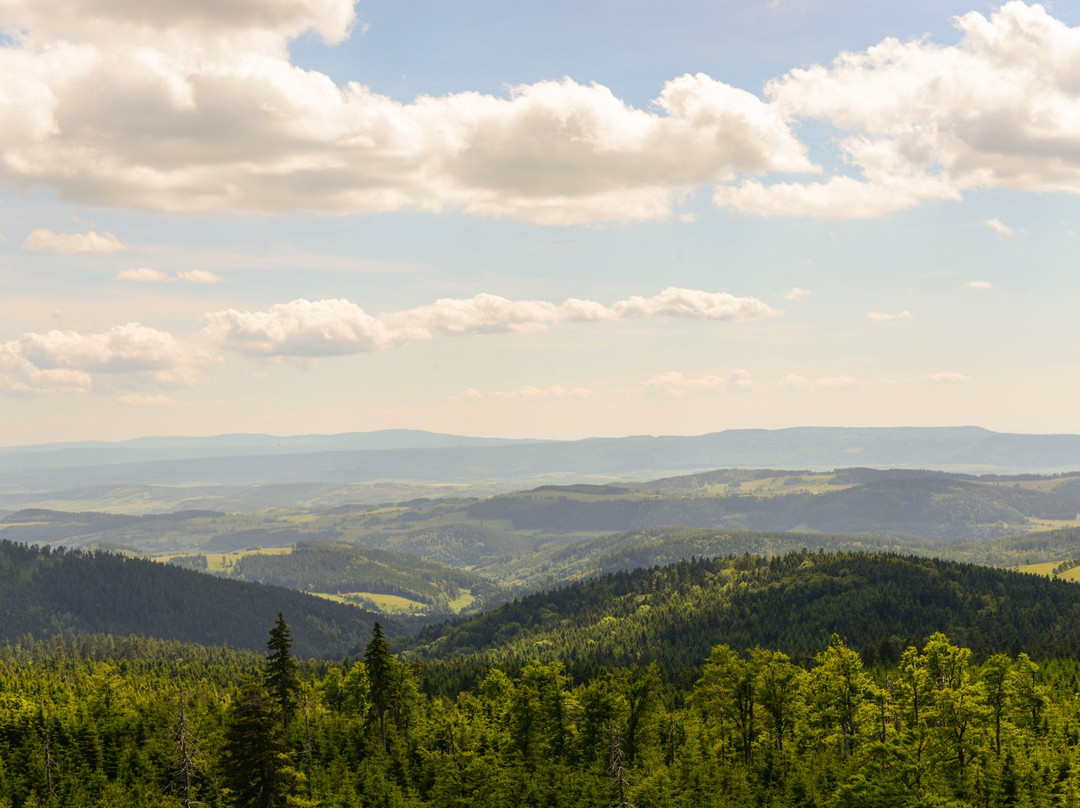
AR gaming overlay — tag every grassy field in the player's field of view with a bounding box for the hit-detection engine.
[1015,561,1080,581]
[307,591,430,614]
[156,545,293,571]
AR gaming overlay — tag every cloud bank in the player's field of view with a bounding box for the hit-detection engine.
[5,1,1075,222]
[0,0,811,225]
[720,2,1080,217]
[0,287,776,394]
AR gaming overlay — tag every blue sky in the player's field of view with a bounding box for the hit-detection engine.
[1,0,1078,445]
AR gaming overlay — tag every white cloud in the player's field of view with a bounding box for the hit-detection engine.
[2,287,774,395]
[718,2,1080,218]
[776,373,812,390]
[0,0,358,45]
[642,368,755,396]
[205,288,777,358]
[177,269,223,284]
[8,1,1078,222]
[0,1,814,226]
[0,323,214,396]
[866,310,913,322]
[985,218,1016,238]
[117,393,179,406]
[0,344,91,395]
[716,174,960,219]
[782,287,811,301]
[116,267,174,283]
[967,280,993,289]
[115,267,224,283]
[23,229,128,254]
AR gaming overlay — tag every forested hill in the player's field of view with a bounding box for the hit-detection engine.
[468,473,1080,540]
[0,540,397,657]
[410,551,1080,692]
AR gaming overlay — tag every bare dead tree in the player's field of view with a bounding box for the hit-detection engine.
[301,690,313,757]
[40,713,56,799]
[171,688,202,808]
[608,722,633,808]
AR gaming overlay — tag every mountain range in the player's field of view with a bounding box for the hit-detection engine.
[3,427,1080,512]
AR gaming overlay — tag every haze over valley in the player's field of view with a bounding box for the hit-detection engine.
[4,0,1080,805]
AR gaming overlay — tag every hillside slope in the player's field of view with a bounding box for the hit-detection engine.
[0,540,395,657]
[410,551,1080,691]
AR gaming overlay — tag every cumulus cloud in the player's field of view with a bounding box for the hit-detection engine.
[2,287,772,395]
[782,287,811,301]
[5,1,1078,221]
[718,2,1080,218]
[116,267,174,283]
[204,288,777,358]
[0,344,91,395]
[866,310,913,322]
[0,0,814,225]
[0,323,214,396]
[985,218,1016,238]
[23,229,128,254]
[967,280,993,289]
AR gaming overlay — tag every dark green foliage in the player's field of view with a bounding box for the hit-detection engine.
[265,614,299,717]
[3,625,1080,808]
[222,686,302,808]
[364,622,394,748]
[0,539,400,656]
[410,552,1080,692]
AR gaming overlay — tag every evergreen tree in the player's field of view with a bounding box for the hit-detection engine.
[364,622,394,749]
[265,613,299,720]
[221,686,302,808]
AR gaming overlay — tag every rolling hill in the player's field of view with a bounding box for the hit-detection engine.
[0,539,397,657]
[409,551,1080,693]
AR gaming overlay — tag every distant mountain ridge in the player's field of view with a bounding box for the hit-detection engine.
[2,428,1079,507]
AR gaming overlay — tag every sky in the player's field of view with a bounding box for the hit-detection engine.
[2,0,1080,445]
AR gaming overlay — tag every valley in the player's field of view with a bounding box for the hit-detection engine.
[5,429,1080,808]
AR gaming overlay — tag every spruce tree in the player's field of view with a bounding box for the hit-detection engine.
[221,686,301,808]
[364,621,394,750]
[265,613,299,720]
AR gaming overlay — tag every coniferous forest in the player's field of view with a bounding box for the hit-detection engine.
[0,616,1077,807]
[5,547,1080,806]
